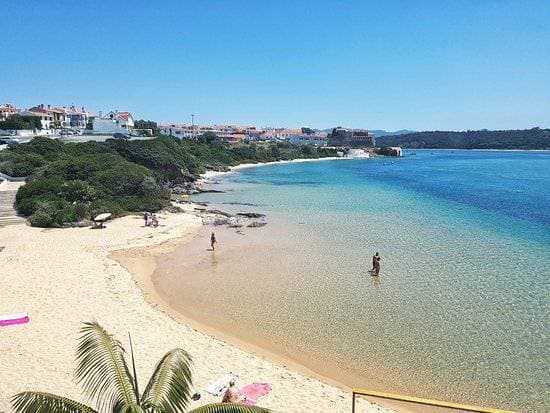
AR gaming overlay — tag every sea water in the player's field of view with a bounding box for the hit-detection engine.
[187,150,550,412]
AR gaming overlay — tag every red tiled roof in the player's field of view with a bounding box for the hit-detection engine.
[117,112,131,121]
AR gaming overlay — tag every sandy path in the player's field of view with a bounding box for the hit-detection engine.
[0,206,393,412]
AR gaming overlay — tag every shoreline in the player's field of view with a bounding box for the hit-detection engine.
[199,156,351,181]
[1,205,392,412]
[113,155,456,413]
[113,219,421,413]
[0,156,398,413]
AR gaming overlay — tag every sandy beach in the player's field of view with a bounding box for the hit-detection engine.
[0,197,395,412]
[199,156,350,181]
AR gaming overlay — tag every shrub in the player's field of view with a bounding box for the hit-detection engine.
[29,209,54,227]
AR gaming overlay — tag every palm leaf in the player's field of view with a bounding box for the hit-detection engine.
[75,321,139,411]
[115,403,145,413]
[188,403,271,413]
[11,391,98,413]
[141,348,193,412]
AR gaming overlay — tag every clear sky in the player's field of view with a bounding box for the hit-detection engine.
[3,1,549,131]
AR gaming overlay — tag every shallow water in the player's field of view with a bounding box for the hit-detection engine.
[165,151,549,412]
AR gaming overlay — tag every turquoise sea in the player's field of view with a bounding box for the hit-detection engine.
[190,150,549,412]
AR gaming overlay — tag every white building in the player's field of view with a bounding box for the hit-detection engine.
[387,146,403,157]
[289,133,327,146]
[92,111,134,134]
[23,108,53,130]
[277,128,302,140]
[159,124,198,139]
[65,106,91,129]
[346,148,370,158]
[0,104,19,121]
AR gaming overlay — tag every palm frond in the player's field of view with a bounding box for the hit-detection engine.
[188,403,271,413]
[11,391,98,413]
[141,348,193,413]
[115,402,145,413]
[75,321,138,411]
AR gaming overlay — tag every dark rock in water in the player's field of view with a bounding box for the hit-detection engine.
[162,205,185,213]
[205,209,233,217]
[247,221,267,228]
[223,202,259,207]
[237,212,266,218]
[197,188,226,194]
[195,202,209,206]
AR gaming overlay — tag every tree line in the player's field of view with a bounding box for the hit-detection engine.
[376,128,550,149]
[0,135,336,227]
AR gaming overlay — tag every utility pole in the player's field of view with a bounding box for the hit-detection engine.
[191,114,195,139]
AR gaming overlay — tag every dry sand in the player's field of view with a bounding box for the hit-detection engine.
[0,202,395,412]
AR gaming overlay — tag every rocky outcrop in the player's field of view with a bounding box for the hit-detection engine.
[237,212,266,218]
[247,221,267,228]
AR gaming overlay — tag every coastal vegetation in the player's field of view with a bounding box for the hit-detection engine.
[12,321,269,413]
[0,114,42,131]
[376,128,550,149]
[134,119,160,135]
[0,136,337,227]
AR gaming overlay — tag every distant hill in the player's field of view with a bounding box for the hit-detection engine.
[376,128,550,150]
[370,129,415,137]
[321,128,415,137]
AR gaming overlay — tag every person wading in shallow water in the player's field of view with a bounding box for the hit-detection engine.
[372,252,381,276]
[370,253,378,272]
[210,232,217,251]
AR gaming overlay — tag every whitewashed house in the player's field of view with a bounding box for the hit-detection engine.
[93,111,134,134]
[25,107,54,130]
[159,124,198,139]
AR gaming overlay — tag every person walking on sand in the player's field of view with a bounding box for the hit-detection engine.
[210,232,217,251]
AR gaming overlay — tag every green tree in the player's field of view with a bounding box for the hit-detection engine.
[0,114,42,130]
[134,120,159,136]
[12,322,270,413]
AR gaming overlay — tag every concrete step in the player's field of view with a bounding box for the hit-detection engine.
[0,216,26,227]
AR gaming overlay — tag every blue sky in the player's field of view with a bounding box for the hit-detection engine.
[2,1,549,130]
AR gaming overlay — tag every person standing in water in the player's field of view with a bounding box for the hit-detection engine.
[210,232,217,251]
[370,253,378,272]
[372,252,381,276]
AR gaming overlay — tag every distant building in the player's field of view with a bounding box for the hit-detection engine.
[289,134,328,146]
[26,106,54,130]
[277,128,302,140]
[28,105,69,128]
[388,146,403,157]
[346,148,370,158]
[0,104,19,121]
[159,124,198,139]
[93,110,134,134]
[65,106,90,129]
[328,127,376,147]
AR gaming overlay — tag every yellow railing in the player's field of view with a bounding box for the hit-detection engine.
[352,389,515,413]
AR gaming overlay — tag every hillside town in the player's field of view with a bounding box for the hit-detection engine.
[0,102,404,156]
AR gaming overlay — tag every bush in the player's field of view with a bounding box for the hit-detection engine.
[29,209,54,227]
[5,136,337,227]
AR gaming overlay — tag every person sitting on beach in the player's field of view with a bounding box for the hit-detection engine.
[222,379,244,403]
[211,232,217,250]
[151,214,159,227]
